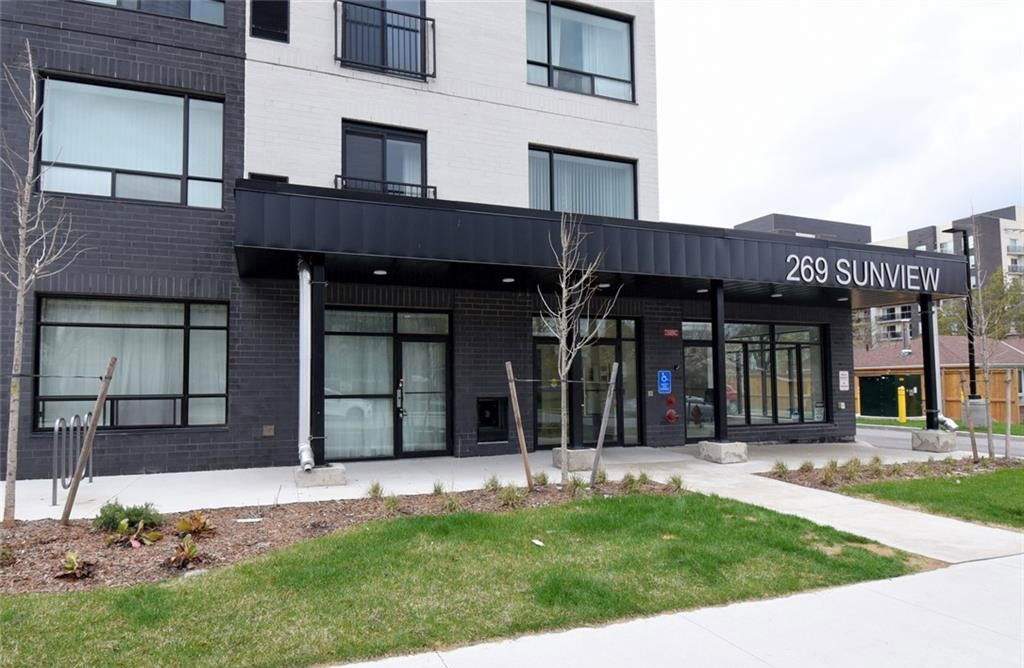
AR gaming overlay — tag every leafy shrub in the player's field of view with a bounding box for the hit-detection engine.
[366,481,384,500]
[106,518,163,548]
[55,551,94,580]
[771,460,789,476]
[383,495,401,517]
[667,474,684,494]
[637,472,652,486]
[532,471,549,487]
[484,474,501,493]
[432,480,445,496]
[798,460,815,473]
[499,484,526,508]
[93,501,162,531]
[175,511,215,538]
[440,493,464,513]
[595,468,608,484]
[170,535,199,569]
[621,472,640,494]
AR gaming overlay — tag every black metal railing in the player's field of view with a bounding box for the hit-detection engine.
[335,175,436,199]
[335,0,436,79]
[877,312,911,322]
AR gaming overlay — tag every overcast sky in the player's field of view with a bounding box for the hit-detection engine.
[654,0,1023,240]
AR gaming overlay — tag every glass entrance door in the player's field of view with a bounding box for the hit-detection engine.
[683,344,716,441]
[398,340,447,454]
[581,343,619,444]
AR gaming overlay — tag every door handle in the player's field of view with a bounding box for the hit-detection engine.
[397,378,406,418]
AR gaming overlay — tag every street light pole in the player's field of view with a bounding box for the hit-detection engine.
[944,226,978,398]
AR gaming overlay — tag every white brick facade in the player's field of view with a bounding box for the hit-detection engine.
[244,0,659,219]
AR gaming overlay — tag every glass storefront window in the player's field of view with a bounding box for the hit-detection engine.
[326,310,394,333]
[681,321,711,340]
[397,312,449,335]
[725,343,745,425]
[802,345,825,421]
[747,341,774,424]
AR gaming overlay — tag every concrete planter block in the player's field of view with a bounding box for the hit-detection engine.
[698,441,748,464]
[294,463,347,487]
[552,447,596,472]
[911,430,957,453]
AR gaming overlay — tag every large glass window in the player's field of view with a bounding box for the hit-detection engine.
[340,122,430,198]
[683,321,826,425]
[251,0,289,41]
[529,147,635,219]
[36,298,228,428]
[83,0,224,26]
[526,0,634,101]
[41,80,223,207]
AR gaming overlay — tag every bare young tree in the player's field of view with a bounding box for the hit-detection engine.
[2,40,87,529]
[538,214,620,484]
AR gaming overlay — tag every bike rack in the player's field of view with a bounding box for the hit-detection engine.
[52,414,93,506]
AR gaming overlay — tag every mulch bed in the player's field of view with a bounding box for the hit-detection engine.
[763,454,1024,492]
[0,480,669,595]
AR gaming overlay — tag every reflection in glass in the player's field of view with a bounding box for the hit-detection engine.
[683,345,715,440]
[536,343,561,446]
[325,398,394,459]
[725,343,745,425]
[776,344,799,422]
[401,341,447,452]
[582,344,618,443]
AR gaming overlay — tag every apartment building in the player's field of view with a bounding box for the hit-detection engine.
[1,0,967,479]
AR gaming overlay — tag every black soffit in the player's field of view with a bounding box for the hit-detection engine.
[233,181,969,306]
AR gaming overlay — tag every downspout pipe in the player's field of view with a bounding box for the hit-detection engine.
[297,258,315,471]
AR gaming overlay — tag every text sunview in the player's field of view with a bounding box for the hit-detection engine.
[785,254,941,291]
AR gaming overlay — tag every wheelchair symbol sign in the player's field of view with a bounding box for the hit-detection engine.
[657,370,672,395]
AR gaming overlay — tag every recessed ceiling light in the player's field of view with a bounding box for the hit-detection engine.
[373,269,387,276]
[696,288,709,294]
[837,296,849,302]
[770,292,782,298]
[597,282,611,289]
[502,277,515,283]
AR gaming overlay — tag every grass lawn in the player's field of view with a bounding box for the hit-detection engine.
[1,494,917,668]
[845,467,1024,529]
[857,415,1024,436]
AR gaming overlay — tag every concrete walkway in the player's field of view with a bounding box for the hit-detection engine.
[336,555,1024,668]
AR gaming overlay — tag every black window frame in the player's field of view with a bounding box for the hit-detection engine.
[339,120,432,198]
[527,0,636,103]
[34,296,230,431]
[334,0,436,80]
[250,0,290,42]
[529,145,638,220]
[38,76,225,209]
[75,0,226,27]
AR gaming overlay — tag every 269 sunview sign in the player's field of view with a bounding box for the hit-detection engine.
[785,254,942,291]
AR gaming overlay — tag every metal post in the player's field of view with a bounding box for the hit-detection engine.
[310,260,326,465]
[919,293,940,430]
[709,280,727,441]
[955,228,978,397]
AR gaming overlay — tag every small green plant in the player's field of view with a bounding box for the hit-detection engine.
[498,484,526,508]
[821,466,837,487]
[55,550,94,580]
[92,500,162,531]
[532,471,549,487]
[867,456,885,477]
[637,472,652,486]
[431,480,445,496]
[383,495,401,517]
[942,456,957,473]
[440,493,464,513]
[0,545,15,567]
[175,511,215,538]
[106,518,163,548]
[888,461,905,477]
[824,459,839,475]
[621,472,640,494]
[798,460,815,473]
[595,468,608,484]
[568,475,589,498]
[771,460,789,476]
[840,457,862,480]
[169,535,200,569]
[914,460,933,476]
[366,481,384,500]
[484,474,501,493]
[666,474,684,494]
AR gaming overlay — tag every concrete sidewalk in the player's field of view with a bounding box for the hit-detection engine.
[337,555,1024,668]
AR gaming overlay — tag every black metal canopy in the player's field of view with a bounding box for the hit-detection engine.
[234,180,969,308]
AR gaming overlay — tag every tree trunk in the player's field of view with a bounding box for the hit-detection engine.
[984,371,994,459]
[1005,374,1012,459]
[559,377,569,484]
[962,374,979,463]
[2,273,26,529]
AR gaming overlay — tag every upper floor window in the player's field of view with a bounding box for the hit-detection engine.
[251,0,289,42]
[335,0,436,79]
[339,122,433,198]
[529,147,635,219]
[527,0,634,102]
[40,79,223,208]
[83,0,224,26]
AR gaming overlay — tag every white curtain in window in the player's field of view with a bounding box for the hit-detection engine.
[550,6,629,79]
[553,153,634,218]
[526,0,548,61]
[385,139,422,186]
[42,80,184,175]
[325,336,392,395]
[528,150,551,209]
[188,99,223,179]
[325,398,394,458]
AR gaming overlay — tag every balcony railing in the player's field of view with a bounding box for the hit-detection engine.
[1009,265,1024,273]
[335,175,437,199]
[1008,245,1024,254]
[335,0,436,79]
[877,312,911,322]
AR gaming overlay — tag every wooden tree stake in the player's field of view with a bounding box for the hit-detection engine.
[505,361,533,490]
[60,357,117,525]
[590,362,619,486]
